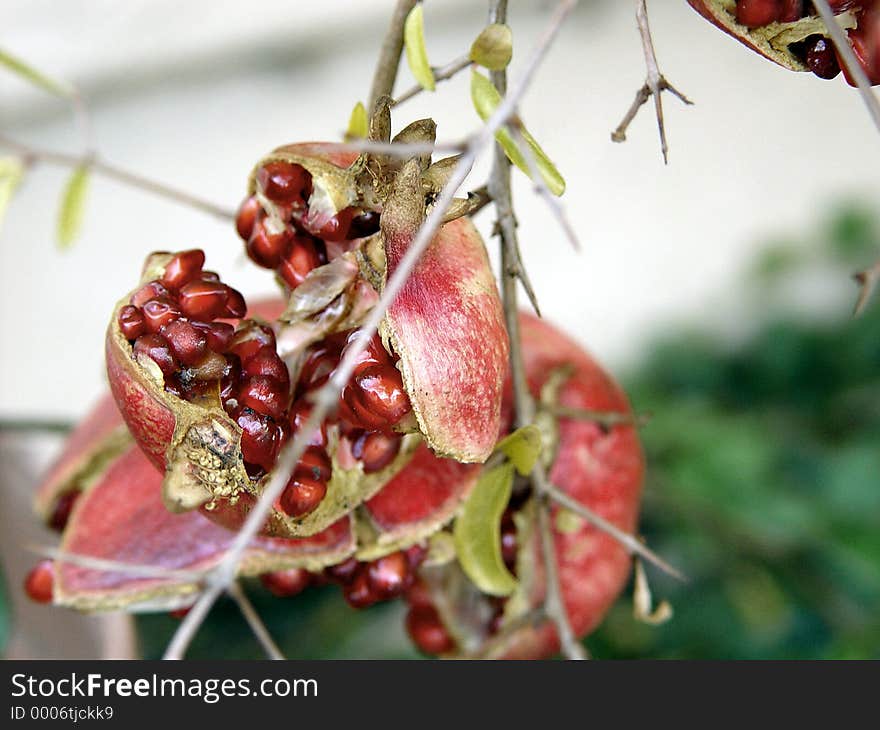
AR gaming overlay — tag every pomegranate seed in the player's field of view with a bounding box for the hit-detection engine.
[324,557,359,585]
[220,354,242,405]
[141,297,182,333]
[289,400,327,448]
[405,579,433,609]
[48,491,81,531]
[161,319,208,366]
[200,270,221,282]
[343,330,390,373]
[160,249,205,290]
[133,334,179,377]
[170,606,192,619]
[296,350,340,395]
[24,560,54,604]
[349,211,381,239]
[736,0,780,27]
[193,321,235,352]
[501,522,518,569]
[806,36,841,79]
[223,287,247,318]
[404,543,428,570]
[188,350,228,381]
[340,364,411,431]
[118,305,146,340]
[178,280,229,321]
[351,431,401,473]
[130,281,169,308]
[237,409,285,474]
[278,237,322,289]
[295,446,332,483]
[229,322,276,364]
[247,219,294,269]
[343,568,378,609]
[260,568,312,598]
[244,346,290,386]
[257,161,310,205]
[238,375,288,420]
[366,552,409,599]
[236,196,261,241]
[406,605,455,654]
[779,0,804,23]
[279,476,327,518]
[314,207,354,242]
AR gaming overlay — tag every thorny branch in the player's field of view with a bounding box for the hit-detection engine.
[812,0,880,134]
[162,0,579,661]
[0,132,235,221]
[611,0,692,164]
[487,0,585,661]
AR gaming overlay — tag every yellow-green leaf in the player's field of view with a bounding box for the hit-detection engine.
[345,101,368,140]
[470,23,513,71]
[0,157,25,229]
[633,559,674,626]
[0,48,73,97]
[453,463,518,597]
[494,425,542,476]
[470,70,565,196]
[57,165,90,249]
[404,5,435,92]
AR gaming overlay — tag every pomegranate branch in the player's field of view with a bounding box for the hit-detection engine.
[368,0,420,114]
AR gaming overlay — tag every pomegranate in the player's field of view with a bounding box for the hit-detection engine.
[688,0,880,85]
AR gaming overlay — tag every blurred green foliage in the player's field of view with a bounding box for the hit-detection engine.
[139,203,879,660]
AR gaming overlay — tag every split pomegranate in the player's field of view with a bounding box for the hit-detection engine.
[688,0,880,85]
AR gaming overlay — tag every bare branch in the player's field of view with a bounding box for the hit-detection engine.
[393,55,474,106]
[162,0,579,661]
[227,582,285,660]
[368,0,419,114]
[0,133,235,221]
[546,403,651,428]
[611,0,693,164]
[812,0,880,134]
[541,481,686,582]
[853,259,880,316]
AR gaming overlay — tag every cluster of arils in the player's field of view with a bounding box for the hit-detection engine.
[690,0,880,84]
[235,160,379,290]
[112,248,413,522]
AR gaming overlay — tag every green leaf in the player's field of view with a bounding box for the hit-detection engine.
[470,70,564,195]
[0,157,25,229]
[453,463,518,597]
[57,165,90,249]
[404,5,435,92]
[0,48,73,97]
[345,101,368,140]
[495,425,542,476]
[470,23,513,71]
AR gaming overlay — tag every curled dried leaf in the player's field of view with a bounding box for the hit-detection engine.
[633,559,673,626]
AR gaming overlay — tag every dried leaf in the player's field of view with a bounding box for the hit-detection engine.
[0,157,25,229]
[633,559,673,626]
[453,463,517,597]
[470,23,513,71]
[404,5,435,92]
[57,165,90,249]
[0,48,73,97]
[470,70,565,196]
[494,425,542,476]
[345,101,368,140]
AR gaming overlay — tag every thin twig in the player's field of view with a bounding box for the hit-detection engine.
[812,0,880,134]
[394,55,474,106]
[0,132,235,221]
[227,581,285,660]
[162,0,579,661]
[541,481,686,582]
[611,0,692,163]
[853,259,880,316]
[535,472,588,660]
[509,123,581,252]
[31,545,205,582]
[368,0,419,114]
[0,418,74,434]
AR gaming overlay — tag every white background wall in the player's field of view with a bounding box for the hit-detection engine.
[1,0,878,422]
